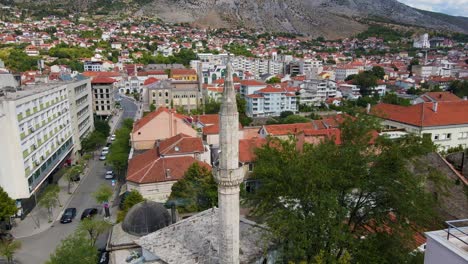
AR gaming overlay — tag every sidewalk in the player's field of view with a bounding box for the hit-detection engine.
[11,160,95,238]
[11,111,123,239]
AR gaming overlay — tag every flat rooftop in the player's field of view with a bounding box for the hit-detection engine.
[0,80,82,101]
[426,220,468,260]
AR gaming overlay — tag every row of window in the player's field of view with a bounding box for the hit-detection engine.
[16,89,66,116]
[19,103,68,138]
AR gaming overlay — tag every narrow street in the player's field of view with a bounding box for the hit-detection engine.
[15,95,138,264]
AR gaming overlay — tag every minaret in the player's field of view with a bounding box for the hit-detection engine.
[215,60,243,264]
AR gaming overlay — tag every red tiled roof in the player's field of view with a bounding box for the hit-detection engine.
[240,80,265,86]
[194,114,219,126]
[144,77,159,85]
[126,148,210,184]
[420,92,462,102]
[91,77,117,84]
[158,133,204,155]
[247,94,264,98]
[239,138,267,163]
[133,107,188,133]
[372,101,468,127]
[202,123,243,135]
[263,123,315,136]
[257,85,285,93]
[82,71,121,78]
[171,69,196,75]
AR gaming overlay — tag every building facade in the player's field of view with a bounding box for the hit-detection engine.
[0,79,93,215]
[246,85,298,117]
[146,80,201,112]
[299,79,337,106]
[91,77,117,117]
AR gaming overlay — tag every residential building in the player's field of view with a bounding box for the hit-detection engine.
[245,85,298,117]
[335,66,359,81]
[91,77,117,117]
[84,61,103,72]
[131,107,197,150]
[412,92,463,105]
[413,33,430,49]
[424,220,468,264]
[0,80,92,215]
[66,78,95,155]
[126,133,210,202]
[412,65,435,79]
[371,100,468,150]
[239,80,267,97]
[300,59,323,79]
[170,69,197,81]
[146,80,201,112]
[299,79,337,106]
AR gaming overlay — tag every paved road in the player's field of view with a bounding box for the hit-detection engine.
[16,98,138,264]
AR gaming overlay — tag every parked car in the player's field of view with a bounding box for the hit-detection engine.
[98,249,109,264]
[110,134,116,141]
[101,150,109,155]
[81,208,98,220]
[105,171,114,179]
[60,208,77,224]
[99,155,106,161]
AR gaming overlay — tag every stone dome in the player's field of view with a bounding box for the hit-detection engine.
[122,200,171,236]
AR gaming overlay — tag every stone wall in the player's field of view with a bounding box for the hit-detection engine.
[445,151,468,176]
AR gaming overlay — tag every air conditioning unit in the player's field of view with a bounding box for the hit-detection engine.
[34,160,39,166]
[33,144,37,150]
[30,127,35,132]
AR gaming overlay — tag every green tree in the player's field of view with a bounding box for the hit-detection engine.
[149,103,156,112]
[168,163,217,213]
[38,185,60,222]
[448,80,468,98]
[353,71,378,96]
[371,66,385,80]
[117,190,144,222]
[94,119,111,138]
[0,187,17,224]
[78,219,112,247]
[46,232,97,264]
[236,94,252,126]
[64,164,84,194]
[81,131,106,153]
[107,119,133,181]
[266,76,281,84]
[0,240,21,264]
[204,98,221,114]
[245,116,443,263]
[93,184,113,205]
[381,93,411,106]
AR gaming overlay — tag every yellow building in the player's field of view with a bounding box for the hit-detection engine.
[170,69,198,81]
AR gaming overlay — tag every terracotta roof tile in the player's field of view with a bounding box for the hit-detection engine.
[127,149,210,184]
[133,107,188,133]
[372,101,468,127]
[239,138,267,163]
[91,77,117,84]
[158,133,204,155]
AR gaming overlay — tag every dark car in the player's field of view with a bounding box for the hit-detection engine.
[80,208,98,220]
[0,232,13,242]
[60,208,77,224]
[98,249,109,264]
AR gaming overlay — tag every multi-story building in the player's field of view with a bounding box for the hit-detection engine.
[67,78,95,154]
[170,69,198,81]
[299,79,337,106]
[239,80,267,97]
[146,80,201,112]
[0,78,94,215]
[335,66,360,81]
[412,65,435,79]
[413,33,430,49]
[300,59,323,79]
[91,77,117,117]
[84,61,103,72]
[246,85,298,117]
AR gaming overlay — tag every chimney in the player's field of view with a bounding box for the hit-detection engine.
[433,102,438,112]
[156,140,161,156]
[173,118,177,136]
[366,103,371,114]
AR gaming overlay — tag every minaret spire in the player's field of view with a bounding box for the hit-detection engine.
[215,58,243,264]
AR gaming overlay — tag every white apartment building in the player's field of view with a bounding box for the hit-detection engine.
[84,61,103,72]
[412,65,435,79]
[239,80,267,97]
[299,79,337,106]
[413,33,430,49]
[67,78,95,154]
[335,66,359,81]
[246,85,298,117]
[300,59,323,79]
[0,79,94,215]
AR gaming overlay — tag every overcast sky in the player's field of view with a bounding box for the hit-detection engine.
[398,0,468,17]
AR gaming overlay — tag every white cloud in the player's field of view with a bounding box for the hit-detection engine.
[398,0,468,17]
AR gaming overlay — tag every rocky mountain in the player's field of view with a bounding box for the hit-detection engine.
[6,0,468,39]
[135,0,468,38]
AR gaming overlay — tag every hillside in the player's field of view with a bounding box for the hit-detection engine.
[5,0,468,39]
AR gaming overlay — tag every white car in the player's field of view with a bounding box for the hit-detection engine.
[101,150,109,155]
[110,134,116,141]
[105,171,114,179]
[102,147,109,151]
[99,155,106,161]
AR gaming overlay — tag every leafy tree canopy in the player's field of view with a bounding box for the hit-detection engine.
[0,187,17,221]
[245,116,443,263]
[46,232,97,264]
[168,163,217,213]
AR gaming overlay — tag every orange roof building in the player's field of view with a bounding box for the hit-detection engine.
[371,101,468,150]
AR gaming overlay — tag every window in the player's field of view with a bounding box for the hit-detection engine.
[447,133,451,139]
[434,134,439,140]
[248,163,254,172]
[459,132,468,139]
